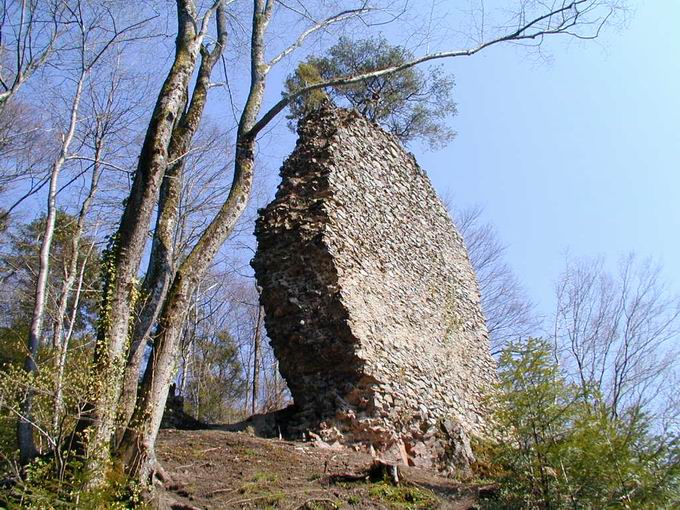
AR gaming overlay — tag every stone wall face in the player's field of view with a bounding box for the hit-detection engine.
[252,107,497,473]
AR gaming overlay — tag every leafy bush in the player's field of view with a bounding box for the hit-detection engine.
[478,338,679,510]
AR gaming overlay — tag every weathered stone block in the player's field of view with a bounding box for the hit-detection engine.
[252,106,496,474]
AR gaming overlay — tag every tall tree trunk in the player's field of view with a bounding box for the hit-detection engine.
[272,360,279,408]
[116,274,194,482]
[113,156,182,448]
[115,3,228,447]
[18,73,85,465]
[117,135,257,482]
[251,305,262,415]
[116,1,274,484]
[81,1,214,483]
[52,142,102,435]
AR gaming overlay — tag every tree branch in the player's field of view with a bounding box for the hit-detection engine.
[248,0,605,139]
[268,6,372,68]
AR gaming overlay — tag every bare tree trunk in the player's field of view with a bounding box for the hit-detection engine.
[251,305,262,415]
[116,276,193,481]
[115,2,228,447]
[243,348,252,417]
[272,360,279,408]
[53,241,94,433]
[117,1,275,484]
[51,142,102,434]
[18,72,84,465]
[82,1,219,482]
[117,128,258,479]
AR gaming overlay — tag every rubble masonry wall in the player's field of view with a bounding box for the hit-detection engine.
[252,107,497,472]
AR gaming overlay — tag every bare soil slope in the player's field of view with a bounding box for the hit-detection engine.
[155,429,488,510]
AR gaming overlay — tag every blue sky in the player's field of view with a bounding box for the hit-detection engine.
[415,0,680,317]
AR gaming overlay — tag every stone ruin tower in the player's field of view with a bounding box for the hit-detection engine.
[251,106,497,473]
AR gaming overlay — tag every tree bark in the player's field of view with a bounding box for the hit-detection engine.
[116,1,273,484]
[115,2,228,448]
[252,305,262,415]
[117,140,256,482]
[18,72,84,465]
[82,1,219,484]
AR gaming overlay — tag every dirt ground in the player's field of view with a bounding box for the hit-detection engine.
[154,428,488,510]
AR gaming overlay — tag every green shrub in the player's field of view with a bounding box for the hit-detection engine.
[477,338,679,510]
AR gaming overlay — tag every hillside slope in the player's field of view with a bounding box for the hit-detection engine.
[154,429,490,509]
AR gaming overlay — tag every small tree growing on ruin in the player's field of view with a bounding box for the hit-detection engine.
[284,36,457,148]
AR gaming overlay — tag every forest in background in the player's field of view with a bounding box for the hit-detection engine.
[0,0,677,507]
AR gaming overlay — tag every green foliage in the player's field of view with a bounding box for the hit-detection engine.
[0,212,102,491]
[368,480,438,509]
[0,210,101,340]
[285,36,457,149]
[0,218,148,507]
[183,329,245,423]
[478,338,680,509]
[252,470,279,483]
[0,336,94,448]
[0,454,148,508]
[95,231,120,346]
[286,62,328,112]
[0,323,28,367]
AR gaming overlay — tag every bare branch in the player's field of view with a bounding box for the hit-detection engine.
[268,6,372,68]
[248,0,610,138]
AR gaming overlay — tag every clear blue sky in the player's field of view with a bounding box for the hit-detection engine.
[416,0,680,317]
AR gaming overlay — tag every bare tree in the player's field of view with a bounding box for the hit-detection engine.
[175,274,247,424]
[259,332,289,413]
[553,254,680,420]
[0,99,53,206]
[79,3,232,483]
[251,303,262,415]
[453,205,537,354]
[0,0,64,110]
[51,59,143,437]
[17,0,153,465]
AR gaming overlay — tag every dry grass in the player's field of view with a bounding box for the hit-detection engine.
[155,429,485,509]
